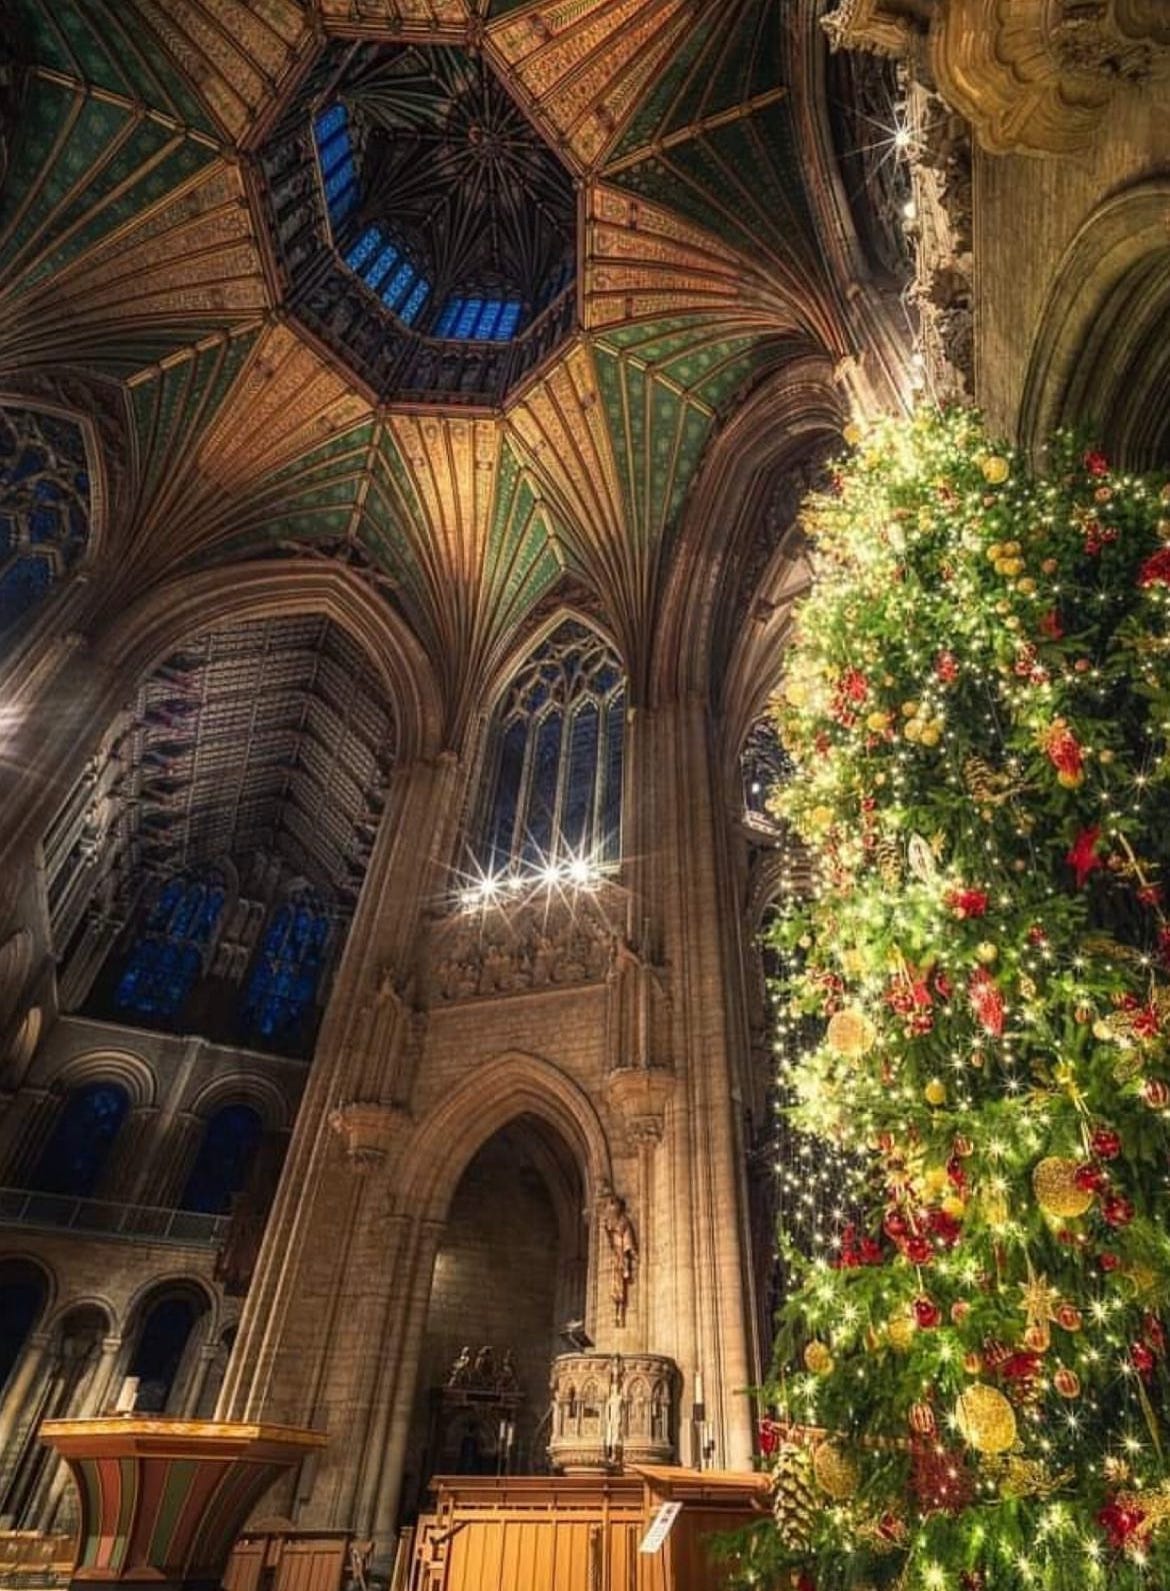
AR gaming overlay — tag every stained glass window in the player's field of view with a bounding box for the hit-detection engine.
[242,891,330,1047]
[179,1104,263,1215]
[29,1082,129,1197]
[129,1296,197,1413]
[436,297,523,342]
[0,407,91,644]
[478,621,626,875]
[114,873,225,1022]
[313,103,358,227]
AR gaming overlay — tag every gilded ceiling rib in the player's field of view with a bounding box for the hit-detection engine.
[487,0,694,171]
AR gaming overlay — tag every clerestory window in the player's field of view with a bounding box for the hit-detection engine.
[478,621,626,879]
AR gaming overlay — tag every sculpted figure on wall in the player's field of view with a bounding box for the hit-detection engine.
[600,1185,638,1329]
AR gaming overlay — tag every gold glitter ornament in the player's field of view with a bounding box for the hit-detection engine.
[812,1440,860,1500]
[887,1316,916,1352]
[804,1341,834,1375]
[1032,1156,1094,1218]
[955,1383,1017,1454]
[826,1008,877,1059]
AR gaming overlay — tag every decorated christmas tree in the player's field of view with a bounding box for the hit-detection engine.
[754,408,1170,1589]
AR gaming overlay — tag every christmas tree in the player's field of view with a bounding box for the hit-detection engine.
[755,408,1170,1590]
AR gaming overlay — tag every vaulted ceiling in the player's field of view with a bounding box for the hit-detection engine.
[0,0,855,722]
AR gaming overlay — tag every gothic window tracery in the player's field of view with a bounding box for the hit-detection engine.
[0,407,91,644]
[114,872,226,1022]
[241,889,331,1046]
[29,1081,129,1198]
[479,622,626,877]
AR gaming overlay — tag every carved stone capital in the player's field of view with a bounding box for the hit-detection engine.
[328,1101,407,1171]
[604,1066,676,1147]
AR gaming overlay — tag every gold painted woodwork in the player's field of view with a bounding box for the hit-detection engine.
[487,0,693,170]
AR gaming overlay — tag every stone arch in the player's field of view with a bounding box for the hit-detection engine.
[396,1051,612,1224]
[0,1252,57,1321]
[184,1072,291,1134]
[0,928,33,1032]
[51,1049,156,1109]
[653,355,845,708]
[94,558,444,763]
[42,1294,115,1339]
[122,1274,217,1342]
[1020,179,1170,470]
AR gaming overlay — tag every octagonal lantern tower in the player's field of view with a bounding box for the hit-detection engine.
[252,39,578,408]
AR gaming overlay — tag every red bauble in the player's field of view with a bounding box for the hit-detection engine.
[1074,1160,1107,1193]
[1102,1193,1135,1228]
[913,1296,942,1328]
[1099,1498,1147,1552]
[1132,1342,1157,1377]
[1143,1077,1170,1109]
[758,1418,780,1456]
[909,1401,937,1435]
[1091,1126,1123,1160]
[904,1235,934,1266]
[1099,1252,1122,1273]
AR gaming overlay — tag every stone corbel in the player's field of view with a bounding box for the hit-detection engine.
[328,1100,407,1171]
[604,1066,676,1149]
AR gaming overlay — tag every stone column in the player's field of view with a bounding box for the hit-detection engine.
[624,696,757,1471]
[218,752,468,1454]
[97,1106,160,1203]
[144,1111,204,1208]
[0,1330,50,1469]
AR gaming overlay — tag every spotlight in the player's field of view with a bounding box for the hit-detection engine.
[568,858,591,884]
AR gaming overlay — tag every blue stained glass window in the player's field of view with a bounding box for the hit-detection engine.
[435,300,462,337]
[30,1082,129,1197]
[562,703,599,852]
[476,301,503,340]
[454,299,483,339]
[242,893,330,1048]
[324,161,356,207]
[314,103,346,143]
[130,1297,196,1413]
[115,873,224,1021]
[478,622,626,877]
[496,302,523,339]
[345,226,381,272]
[180,1104,263,1215]
[400,277,430,326]
[381,260,415,311]
[523,713,563,864]
[364,243,399,292]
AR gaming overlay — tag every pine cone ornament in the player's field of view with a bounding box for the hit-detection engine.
[772,1440,817,1551]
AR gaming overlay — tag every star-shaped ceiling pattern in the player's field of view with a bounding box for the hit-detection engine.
[0,0,849,726]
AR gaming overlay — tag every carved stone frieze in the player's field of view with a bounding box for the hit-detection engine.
[423,885,622,1005]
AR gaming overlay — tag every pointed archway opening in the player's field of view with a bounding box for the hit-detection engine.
[400,1114,586,1524]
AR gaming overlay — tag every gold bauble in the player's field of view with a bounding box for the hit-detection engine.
[1032,1156,1094,1218]
[955,1383,1018,1454]
[827,1008,877,1059]
[812,1440,860,1500]
[924,1078,947,1107]
[982,455,1011,485]
[804,1341,834,1375]
[887,1316,916,1353]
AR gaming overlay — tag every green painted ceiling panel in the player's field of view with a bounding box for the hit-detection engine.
[12,0,218,135]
